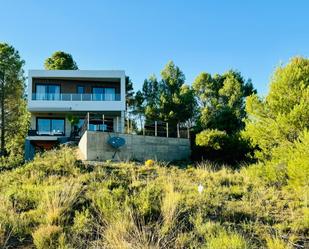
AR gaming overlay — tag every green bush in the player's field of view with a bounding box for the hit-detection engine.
[266,237,292,249]
[206,230,248,249]
[32,224,62,249]
[196,129,227,149]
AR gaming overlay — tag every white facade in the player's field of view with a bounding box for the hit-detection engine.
[28,70,126,112]
[27,70,126,137]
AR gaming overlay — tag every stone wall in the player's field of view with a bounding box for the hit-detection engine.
[78,131,191,161]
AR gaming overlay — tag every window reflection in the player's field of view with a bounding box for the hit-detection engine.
[37,118,65,136]
[36,84,60,100]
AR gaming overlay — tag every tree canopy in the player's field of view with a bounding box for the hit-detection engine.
[243,57,309,160]
[133,61,197,128]
[159,61,197,125]
[192,70,256,164]
[44,51,78,70]
[193,70,255,134]
[0,43,29,161]
[125,76,135,109]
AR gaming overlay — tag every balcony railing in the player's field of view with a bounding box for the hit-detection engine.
[32,93,121,101]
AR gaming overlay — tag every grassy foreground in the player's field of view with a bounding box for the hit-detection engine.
[0,148,308,249]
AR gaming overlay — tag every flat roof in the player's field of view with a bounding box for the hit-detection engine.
[28,70,126,79]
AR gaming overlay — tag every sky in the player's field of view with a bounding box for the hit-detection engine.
[0,0,308,95]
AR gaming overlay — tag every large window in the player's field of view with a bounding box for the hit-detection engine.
[105,88,116,101]
[37,118,65,136]
[36,84,60,100]
[92,87,115,101]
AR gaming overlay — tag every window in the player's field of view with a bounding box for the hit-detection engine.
[36,84,60,100]
[105,88,116,101]
[92,87,116,100]
[37,118,65,136]
[77,86,85,94]
[92,87,104,100]
[88,118,113,132]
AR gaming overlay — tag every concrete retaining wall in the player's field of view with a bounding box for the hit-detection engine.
[78,131,191,161]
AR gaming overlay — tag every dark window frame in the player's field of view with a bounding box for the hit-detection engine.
[36,117,66,136]
[76,85,85,94]
[91,86,105,94]
[91,86,117,100]
[35,83,61,100]
[35,83,61,94]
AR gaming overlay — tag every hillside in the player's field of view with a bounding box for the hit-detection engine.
[0,147,307,249]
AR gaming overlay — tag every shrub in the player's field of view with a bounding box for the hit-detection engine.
[266,237,292,249]
[72,209,92,235]
[196,129,227,149]
[32,224,62,249]
[206,230,248,249]
[193,131,254,166]
[160,181,181,234]
[41,179,82,225]
[0,147,307,248]
[26,147,79,176]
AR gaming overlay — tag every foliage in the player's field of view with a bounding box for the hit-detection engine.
[206,229,248,249]
[195,129,227,150]
[0,147,307,248]
[243,57,309,160]
[125,76,135,108]
[158,61,197,125]
[44,51,78,70]
[133,62,197,128]
[141,75,160,121]
[193,70,255,134]
[0,43,29,163]
[67,114,79,126]
[32,225,62,249]
[192,70,256,165]
[251,130,309,200]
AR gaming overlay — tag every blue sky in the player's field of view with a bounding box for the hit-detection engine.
[1,0,308,94]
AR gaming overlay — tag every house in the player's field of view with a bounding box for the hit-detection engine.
[25,70,126,160]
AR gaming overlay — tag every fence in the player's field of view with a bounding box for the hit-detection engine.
[80,112,190,139]
[137,120,190,139]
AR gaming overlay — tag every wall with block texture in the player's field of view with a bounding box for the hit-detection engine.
[78,131,191,161]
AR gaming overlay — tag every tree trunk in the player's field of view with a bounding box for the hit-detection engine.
[0,71,5,155]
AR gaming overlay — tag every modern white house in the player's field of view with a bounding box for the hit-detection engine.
[25,70,126,159]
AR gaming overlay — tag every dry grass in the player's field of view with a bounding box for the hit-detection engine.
[0,147,307,248]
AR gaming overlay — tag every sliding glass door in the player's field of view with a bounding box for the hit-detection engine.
[37,118,65,136]
[105,88,116,101]
[36,84,60,100]
[92,87,116,101]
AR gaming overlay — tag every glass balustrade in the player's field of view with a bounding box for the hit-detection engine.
[32,93,120,101]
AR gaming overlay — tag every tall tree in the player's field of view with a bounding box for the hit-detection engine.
[192,70,256,164]
[243,57,309,161]
[131,90,145,129]
[193,70,255,134]
[158,61,196,125]
[0,43,29,158]
[125,76,135,109]
[44,51,78,70]
[142,75,160,121]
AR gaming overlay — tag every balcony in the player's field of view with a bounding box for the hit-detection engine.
[32,93,121,101]
[29,93,125,112]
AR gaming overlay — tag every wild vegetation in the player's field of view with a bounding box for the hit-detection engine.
[0,147,307,249]
[0,43,308,248]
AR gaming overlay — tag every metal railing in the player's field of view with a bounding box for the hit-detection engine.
[80,112,191,139]
[133,120,190,139]
[32,93,121,101]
